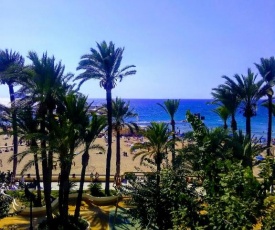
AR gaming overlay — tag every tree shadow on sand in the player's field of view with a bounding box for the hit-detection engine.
[77,201,110,230]
[0,200,111,230]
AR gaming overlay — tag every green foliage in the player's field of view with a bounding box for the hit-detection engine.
[88,182,117,197]
[88,183,105,197]
[124,172,137,181]
[0,193,13,217]
[206,163,264,229]
[182,131,194,141]
[258,157,275,194]
[261,195,275,229]
[38,215,88,230]
[121,172,162,229]
[6,190,30,206]
[179,111,266,228]
[121,165,206,230]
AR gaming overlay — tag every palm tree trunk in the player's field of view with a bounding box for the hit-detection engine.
[8,84,18,175]
[223,121,228,130]
[41,141,53,222]
[156,153,162,229]
[59,144,74,226]
[59,166,71,226]
[171,119,176,168]
[31,139,42,206]
[231,114,237,132]
[40,113,53,223]
[246,116,251,140]
[116,129,121,176]
[74,149,89,219]
[58,170,64,220]
[267,95,273,156]
[105,88,112,196]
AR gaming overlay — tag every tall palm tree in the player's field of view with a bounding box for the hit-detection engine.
[74,113,106,220]
[213,105,230,130]
[111,97,138,177]
[212,85,240,132]
[53,92,90,225]
[223,69,265,139]
[15,106,42,206]
[75,41,136,195]
[255,57,275,155]
[0,49,24,175]
[131,122,172,230]
[158,99,180,168]
[20,51,73,222]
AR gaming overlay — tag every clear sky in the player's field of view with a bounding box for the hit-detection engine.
[0,0,274,99]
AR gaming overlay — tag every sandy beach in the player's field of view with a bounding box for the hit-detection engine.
[0,133,264,179]
[0,134,150,177]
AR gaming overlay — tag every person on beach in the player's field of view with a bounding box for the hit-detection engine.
[94,172,99,182]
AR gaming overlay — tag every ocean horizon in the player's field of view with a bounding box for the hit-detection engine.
[0,97,271,138]
[88,98,273,139]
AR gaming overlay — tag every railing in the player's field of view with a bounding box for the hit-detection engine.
[14,173,119,183]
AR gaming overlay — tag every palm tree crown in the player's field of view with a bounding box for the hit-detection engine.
[132,122,171,171]
[222,69,265,138]
[0,49,24,85]
[75,41,136,90]
[158,99,180,168]
[255,57,275,155]
[212,85,240,131]
[111,97,138,132]
[110,97,138,177]
[0,49,25,175]
[75,41,136,195]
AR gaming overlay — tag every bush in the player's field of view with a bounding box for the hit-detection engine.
[6,190,30,206]
[88,183,104,197]
[0,193,13,217]
[38,215,88,230]
[124,172,137,181]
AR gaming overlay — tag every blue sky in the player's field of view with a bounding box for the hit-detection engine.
[0,0,274,99]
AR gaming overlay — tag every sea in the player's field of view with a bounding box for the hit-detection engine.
[88,98,273,139]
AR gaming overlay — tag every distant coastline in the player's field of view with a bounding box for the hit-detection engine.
[89,98,274,138]
[0,97,272,138]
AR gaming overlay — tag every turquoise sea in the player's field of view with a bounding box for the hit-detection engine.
[89,98,273,139]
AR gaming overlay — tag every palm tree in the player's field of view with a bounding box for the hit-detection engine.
[131,122,172,230]
[20,51,73,222]
[212,85,240,132]
[230,130,265,169]
[75,41,136,195]
[158,99,180,168]
[53,92,91,225]
[213,105,230,130]
[74,113,106,220]
[15,106,42,206]
[223,69,265,139]
[131,122,171,187]
[255,57,275,155]
[0,49,24,175]
[111,97,138,177]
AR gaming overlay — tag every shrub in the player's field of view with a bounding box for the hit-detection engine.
[124,172,137,181]
[88,183,104,197]
[38,215,88,230]
[0,193,13,217]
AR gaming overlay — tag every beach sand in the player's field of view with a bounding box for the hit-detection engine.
[0,134,263,178]
[0,135,150,177]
